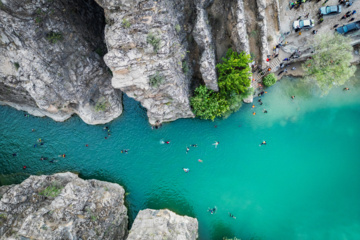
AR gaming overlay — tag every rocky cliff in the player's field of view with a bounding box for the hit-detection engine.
[127,209,198,240]
[0,0,122,124]
[0,0,275,124]
[0,172,128,239]
[0,172,199,240]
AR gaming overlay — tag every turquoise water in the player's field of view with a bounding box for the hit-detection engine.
[1,75,360,240]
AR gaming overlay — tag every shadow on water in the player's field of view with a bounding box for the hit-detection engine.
[211,220,235,240]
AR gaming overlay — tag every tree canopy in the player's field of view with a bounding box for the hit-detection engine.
[302,33,356,93]
[263,73,277,87]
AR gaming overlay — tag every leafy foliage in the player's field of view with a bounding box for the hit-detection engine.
[190,86,229,121]
[14,62,20,71]
[175,24,181,33]
[302,33,356,94]
[147,32,161,53]
[191,49,252,120]
[39,183,63,198]
[216,49,252,97]
[46,31,63,44]
[263,73,277,87]
[149,71,165,88]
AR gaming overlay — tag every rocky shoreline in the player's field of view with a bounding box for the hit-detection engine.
[0,172,198,240]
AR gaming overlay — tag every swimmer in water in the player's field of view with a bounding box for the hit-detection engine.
[183,168,189,173]
[186,147,190,154]
[198,159,203,163]
[31,129,35,132]
[191,144,198,147]
[263,109,268,113]
[260,140,266,146]
[85,144,88,147]
[23,166,27,170]
[291,95,295,99]
[165,141,170,144]
[229,213,236,219]
[12,153,17,157]
[212,141,219,148]
[343,87,350,91]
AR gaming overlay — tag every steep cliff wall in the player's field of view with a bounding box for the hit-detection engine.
[0,0,122,124]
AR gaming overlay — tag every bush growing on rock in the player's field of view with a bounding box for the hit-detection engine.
[149,71,165,88]
[303,33,356,94]
[191,49,252,120]
[95,98,109,112]
[46,31,63,44]
[263,73,277,87]
[147,32,161,53]
[39,183,63,198]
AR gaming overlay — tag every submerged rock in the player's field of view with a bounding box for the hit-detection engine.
[0,172,128,240]
[127,209,198,240]
[0,0,122,124]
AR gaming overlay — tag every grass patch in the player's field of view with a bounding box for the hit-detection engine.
[39,183,63,198]
[95,97,109,112]
[147,32,161,53]
[46,31,63,44]
[149,71,165,88]
[122,18,131,28]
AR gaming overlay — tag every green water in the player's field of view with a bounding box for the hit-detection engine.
[1,75,360,240]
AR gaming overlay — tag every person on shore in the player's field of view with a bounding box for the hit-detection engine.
[333,24,339,28]
[283,58,289,62]
[323,0,329,5]
[284,69,288,73]
[291,95,295,99]
[346,11,351,15]
[213,141,219,148]
[319,18,324,24]
[343,87,350,91]
[278,70,284,76]
[352,10,356,15]
[341,15,347,20]
[348,18,355,22]
[313,30,318,34]
[292,67,296,70]
[260,141,266,146]
[297,16,302,20]
[305,13,309,18]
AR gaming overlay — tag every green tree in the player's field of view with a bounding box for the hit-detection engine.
[190,85,229,121]
[302,33,356,93]
[263,73,277,87]
[216,49,252,96]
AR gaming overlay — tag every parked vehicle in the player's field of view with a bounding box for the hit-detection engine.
[319,5,342,15]
[293,19,315,30]
[336,21,360,34]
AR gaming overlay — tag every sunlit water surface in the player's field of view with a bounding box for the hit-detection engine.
[1,74,360,240]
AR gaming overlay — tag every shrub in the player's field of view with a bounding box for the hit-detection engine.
[147,32,161,53]
[190,85,229,121]
[263,73,277,87]
[175,24,181,33]
[122,18,131,28]
[46,31,63,44]
[14,62,20,70]
[267,35,273,42]
[191,49,252,120]
[39,183,63,198]
[149,71,164,87]
[95,98,109,112]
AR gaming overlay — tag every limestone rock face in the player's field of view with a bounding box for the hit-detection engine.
[95,0,195,125]
[0,172,128,240]
[127,209,198,240]
[193,8,218,91]
[0,0,122,125]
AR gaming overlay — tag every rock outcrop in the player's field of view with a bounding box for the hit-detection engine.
[127,209,198,240]
[0,172,199,240]
[95,0,195,125]
[0,172,128,240]
[0,0,122,125]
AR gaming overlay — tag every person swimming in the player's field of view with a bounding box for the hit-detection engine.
[291,95,295,99]
[229,213,236,219]
[198,159,203,163]
[49,158,57,163]
[260,140,266,146]
[40,142,44,146]
[23,166,27,170]
[34,144,37,148]
[263,109,268,113]
[191,144,198,147]
[12,153,17,157]
[213,141,219,148]
[343,87,350,91]
[165,141,170,144]
[61,154,66,158]
[183,168,189,173]
[31,129,35,132]
[37,138,42,143]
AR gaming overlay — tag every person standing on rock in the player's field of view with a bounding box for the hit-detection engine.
[352,10,356,15]
[348,17,355,22]
[323,0,329,5]
[333,24,339,28]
